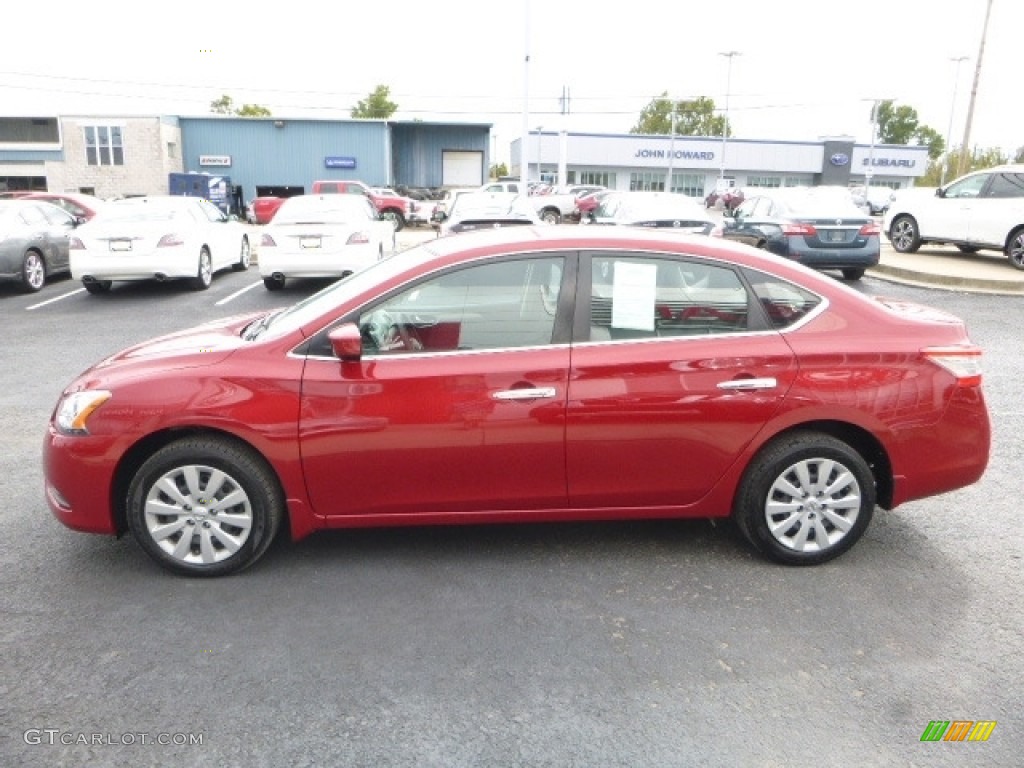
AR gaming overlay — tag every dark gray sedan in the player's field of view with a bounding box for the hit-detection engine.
[722,187,880,280]
[0,199,79,291]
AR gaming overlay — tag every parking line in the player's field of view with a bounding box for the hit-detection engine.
[215,280,263,306]
[26,288,86,310]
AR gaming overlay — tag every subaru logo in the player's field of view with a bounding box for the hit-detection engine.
[830,153,850,166]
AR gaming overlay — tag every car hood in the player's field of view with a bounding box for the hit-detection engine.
[90,311,264,373]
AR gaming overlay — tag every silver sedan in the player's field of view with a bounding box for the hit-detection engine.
[0,199,78,291]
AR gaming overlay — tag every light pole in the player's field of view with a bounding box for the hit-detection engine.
[665,101,676,192]
[718,51,741,183]
[861,98,892,202]
[536,126,543,186]
[941,56,968,187]
[958,0,993,178]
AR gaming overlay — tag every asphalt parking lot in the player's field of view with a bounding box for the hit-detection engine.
[2,229,1022,767]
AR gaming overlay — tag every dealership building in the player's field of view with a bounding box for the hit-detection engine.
[516,130,929,195]
[1,115,928,204]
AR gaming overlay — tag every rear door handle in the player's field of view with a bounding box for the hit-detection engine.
[717,377,777,391]
[492,387,557,401]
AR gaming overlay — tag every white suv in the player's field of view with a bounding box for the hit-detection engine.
[883,164,1024,270]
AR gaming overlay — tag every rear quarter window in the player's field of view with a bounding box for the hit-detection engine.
[744,269,823,329]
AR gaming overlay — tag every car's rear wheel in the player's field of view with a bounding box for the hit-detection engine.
[83,280,112,294]
[1006,228,1024,270]
[232,237,250,272]
[126,437,283,577]
[21,251,45,292]
[734,432,875,565]
[889,215,921,253]
[263,275,285,291]
[841,268,865,280]
[540,209,561,225]
[191,247,213,290]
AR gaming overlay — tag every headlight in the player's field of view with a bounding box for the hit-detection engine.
[55,390,111,434]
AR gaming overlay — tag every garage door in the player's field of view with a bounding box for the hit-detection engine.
[442,151,484,187]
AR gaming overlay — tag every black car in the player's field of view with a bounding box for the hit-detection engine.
[722,188,880,280]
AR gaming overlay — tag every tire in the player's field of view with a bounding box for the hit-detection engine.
[21,251,45,292]
[232,236,251,272]
[956,244,980,254]
[263,275,285,291]
[83,280,112,295]
[841,268,865,280]
[1006,228,1024,271]
[540,208,561,225]
[733,432,875,565]
[126,437,283,577]
[190,247,213,290]
[382,210,405,231]
[888,215,921,253]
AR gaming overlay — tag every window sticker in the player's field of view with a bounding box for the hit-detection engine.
[611,261,657,331]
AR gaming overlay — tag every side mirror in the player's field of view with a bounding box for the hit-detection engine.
[935,188,945,198]
[328,323,363,361]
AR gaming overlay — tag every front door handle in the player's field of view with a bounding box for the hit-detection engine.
[492,387,557,401]
[717,377,777,391]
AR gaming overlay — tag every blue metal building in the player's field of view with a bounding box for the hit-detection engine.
[178,117,491,200]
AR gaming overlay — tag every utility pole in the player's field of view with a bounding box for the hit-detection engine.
[941,56,968,187]
[957,0,993,178]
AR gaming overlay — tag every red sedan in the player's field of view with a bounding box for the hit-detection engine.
[44,227,990,576]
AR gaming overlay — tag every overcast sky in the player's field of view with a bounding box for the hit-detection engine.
[3,0,1018,164]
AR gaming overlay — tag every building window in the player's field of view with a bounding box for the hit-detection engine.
[167,142,178,159]
[668,172,704,197]
[84,126,124,166]
[579,171,615,187]
[630,171,666,191]
[747,176,782,188]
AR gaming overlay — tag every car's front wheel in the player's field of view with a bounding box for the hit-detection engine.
[841,268,865,281]
[540,208,561,225]
[889,215,921,253]
[191,247,213,290]
[733,432,875,565]
[126,437,283,577]
[1006,227,1024,271]
[21,251,45,292]
[382,210,405,231]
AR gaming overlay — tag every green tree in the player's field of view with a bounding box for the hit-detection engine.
[874,101,943,159]
[920,145,1009,186]
[631,93,729,137]
[236,103,272,117]
[209,94,272,117]
[1014,145,1024,163]
[490,162,509,179]
[210,94,235,115]
[351,85,398,119]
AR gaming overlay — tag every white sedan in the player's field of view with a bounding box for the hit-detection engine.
[70,196,251,294]
[258,195,396,290]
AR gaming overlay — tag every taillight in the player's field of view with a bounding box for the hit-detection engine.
[260,234,277,247]
[347,232,370,245]
[923,346,983,387]
[156,234,184,247]
[858,221,881,236]
[781,222,817,236]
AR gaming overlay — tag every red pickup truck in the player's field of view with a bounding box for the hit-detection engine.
[311,180,408,230]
